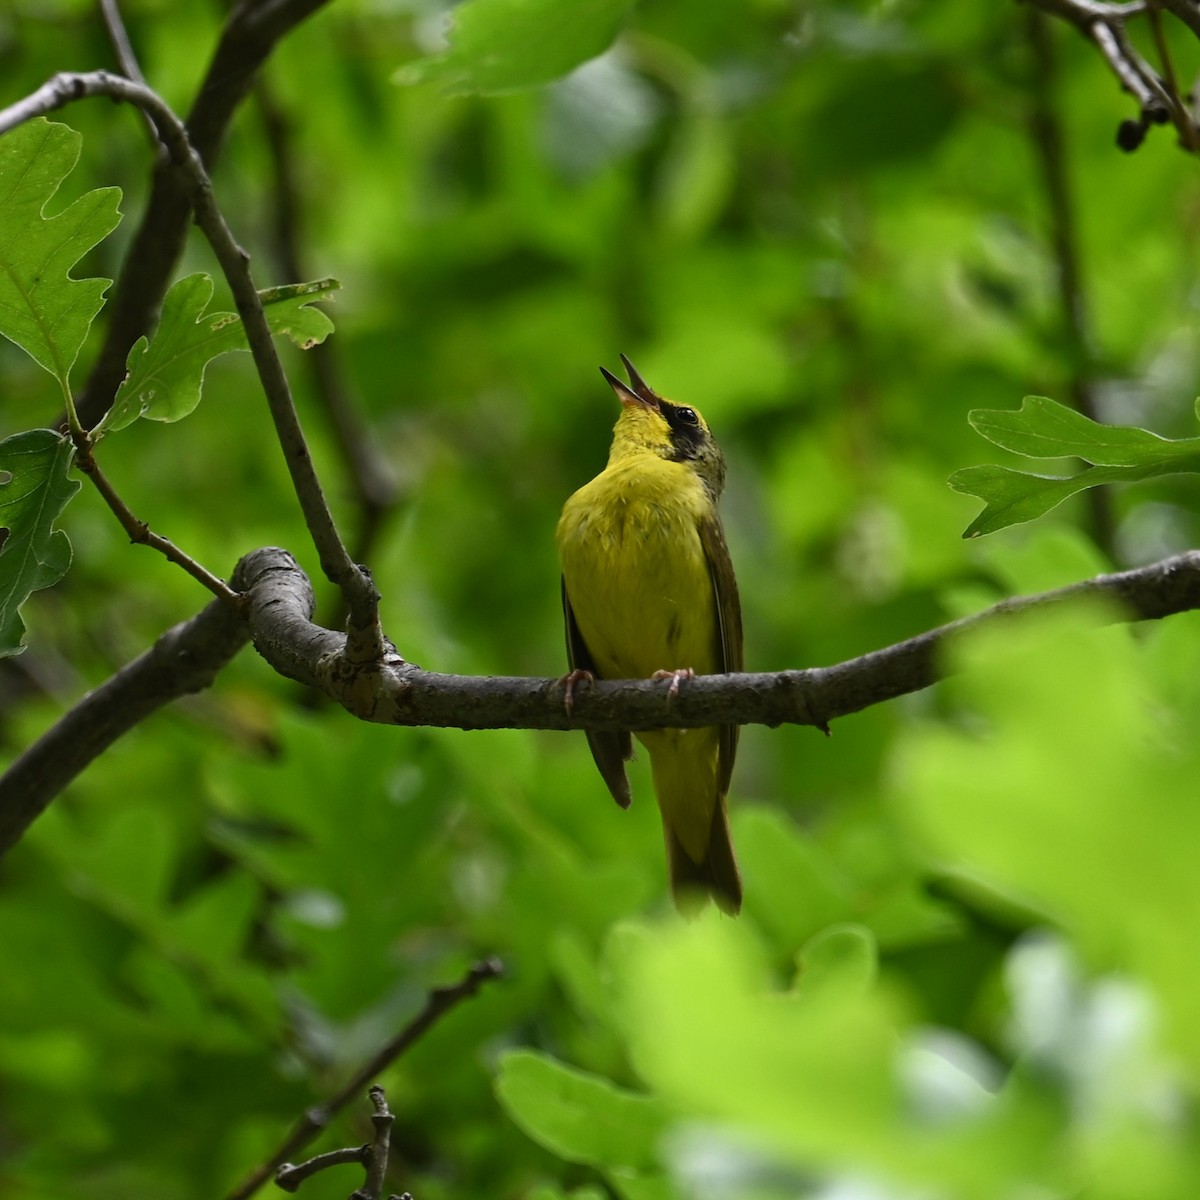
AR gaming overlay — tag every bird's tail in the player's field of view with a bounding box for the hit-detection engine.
[645,728,742,914]
[664,799,742,915]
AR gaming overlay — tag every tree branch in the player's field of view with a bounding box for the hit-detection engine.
[254,79,401,608]
[0,594,248,858]
[274,1145,368,1193]
[77,0,333,430]
[71,434,241,604]
[237,545,1200,734]
[1020,0,1200,152]
[5,541,1199,861]
[225,959,503,1200]
[0,70,383,657]
[1024,8,1115,554]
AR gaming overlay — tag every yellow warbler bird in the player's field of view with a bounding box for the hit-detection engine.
[556,356,743,913]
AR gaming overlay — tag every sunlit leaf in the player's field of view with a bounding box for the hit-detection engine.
[0,429,79,657]
[896,606,1200,1070]
[495,1049,669,1171]
[394,0,634,95]
[0,118,121,388]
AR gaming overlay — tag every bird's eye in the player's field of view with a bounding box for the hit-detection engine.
[675,407,699,426]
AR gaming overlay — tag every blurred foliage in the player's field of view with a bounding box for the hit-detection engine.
[2,1,1200,1197]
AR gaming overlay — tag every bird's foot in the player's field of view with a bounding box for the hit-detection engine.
[652,667,695,706]
[559,668,595,714]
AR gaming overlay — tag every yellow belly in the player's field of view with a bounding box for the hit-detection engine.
[556,456,718,682]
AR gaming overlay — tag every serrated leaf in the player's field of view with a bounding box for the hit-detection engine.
[0,118,121,387]
[98,273,339,433]
[968,396,1200,466]
[949,456,1200,538]
[495,1049,669,1170]
[0,430,80,657]
[394,0,634,95]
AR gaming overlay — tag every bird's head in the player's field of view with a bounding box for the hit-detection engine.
[602,355,727,499]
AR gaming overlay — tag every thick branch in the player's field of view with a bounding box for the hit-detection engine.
[238,545,1200,733]
[6,544,1200,859]
[0,596,248,858]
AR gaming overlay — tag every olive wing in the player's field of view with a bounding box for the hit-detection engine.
[562,578,634,809]
[698,512,743,796]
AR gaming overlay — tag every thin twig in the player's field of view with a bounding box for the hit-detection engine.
[1022,0,1178,141]
[96,0,147,85]
[72,434,241,604]
[255,82,400,568]
[360,1086,395,1200]
[274,1146,368,1193]
[95,0,162,150]
[0,71,383,658]
[1146,1,1200,150]
[224,959,503,1200]
[0,593,249,857]
[1024,0,1148,16]
[77,0,332,430]
[1156,0,1200,40]
[1090,19,1170,112]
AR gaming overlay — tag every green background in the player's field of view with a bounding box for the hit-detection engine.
[3,1,1200,1197]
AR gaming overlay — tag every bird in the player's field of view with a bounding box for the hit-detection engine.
[556,355,743,913]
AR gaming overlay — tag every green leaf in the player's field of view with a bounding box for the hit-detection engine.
[98,273,339,434]
[0,118,121,388]
[895,606,1200,1068]
[0,430,80,658]
[949,457,1200,538]
[793,924,877,1003]
[612,916,901,1169]
[968,396,1200,466]
[394,0,634,95]
[495,1049,669,1171]
[955,396,1200,536]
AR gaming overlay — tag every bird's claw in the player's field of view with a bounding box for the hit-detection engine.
[652,667,695,706]
[559,668,595,714]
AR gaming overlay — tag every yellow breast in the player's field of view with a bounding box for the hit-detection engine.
[556,453,718,681]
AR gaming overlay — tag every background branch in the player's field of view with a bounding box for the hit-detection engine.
[0,594,248,858]
[1024,8,1115,554]
[225,959,503,1200]
[0,70,383,655]
[77,0,333,430]
[1023,0,1200,151]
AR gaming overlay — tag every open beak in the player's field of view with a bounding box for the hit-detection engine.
[600,355,660,409]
